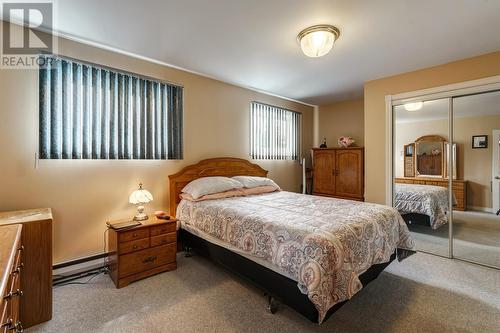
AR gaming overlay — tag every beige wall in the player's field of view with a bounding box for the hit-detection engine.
[0,22,314,264]
[318,98,364,148]
[365,51,500,204]
[395,115,500,209]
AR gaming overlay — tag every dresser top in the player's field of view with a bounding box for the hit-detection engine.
[0,208,52,226]
[312,147,364,150]
[107,215,177,231]
[0,224,22,300]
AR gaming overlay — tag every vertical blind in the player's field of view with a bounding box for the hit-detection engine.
[39,55,183,160]
[250,102,300,160]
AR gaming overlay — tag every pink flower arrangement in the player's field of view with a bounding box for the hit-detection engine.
[338,136,355,148]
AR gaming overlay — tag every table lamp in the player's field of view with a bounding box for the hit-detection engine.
[129,183,153,221]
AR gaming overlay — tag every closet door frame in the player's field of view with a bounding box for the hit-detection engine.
[386,74,500,260]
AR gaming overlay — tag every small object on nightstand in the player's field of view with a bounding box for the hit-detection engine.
[129,183,153,221]
[319,138,327,148]
[106,220,142,230]
[107,215,178,288]
[154,211,170,220]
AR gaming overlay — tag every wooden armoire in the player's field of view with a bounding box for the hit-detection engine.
[312,147,364,201]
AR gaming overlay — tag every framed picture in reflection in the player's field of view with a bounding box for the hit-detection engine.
[472,135,488,149]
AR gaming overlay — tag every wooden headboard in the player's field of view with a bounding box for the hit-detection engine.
[168,157,268,216]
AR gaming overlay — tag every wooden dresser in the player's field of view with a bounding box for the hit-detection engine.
[395,177,467,211]
[0,209,52,328]
[312,147,364,201]
[108,217,177,288]
[1,225,23,333]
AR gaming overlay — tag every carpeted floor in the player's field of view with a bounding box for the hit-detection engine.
[28,252,500,333]
[409,210,500,267]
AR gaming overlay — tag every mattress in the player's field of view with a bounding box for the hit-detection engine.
[176,191,413,323]
[395,183,456,229]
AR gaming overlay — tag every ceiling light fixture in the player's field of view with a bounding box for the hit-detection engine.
[297,25,340,58]
[404,102,424,112]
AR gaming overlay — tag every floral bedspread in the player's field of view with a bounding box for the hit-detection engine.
[177,191,413,323]
[395,183,455,229]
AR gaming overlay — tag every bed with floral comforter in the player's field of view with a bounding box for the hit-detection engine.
[395,183,455,229]
[177,191,413,323]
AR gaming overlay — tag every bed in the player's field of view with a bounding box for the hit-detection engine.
[394,183,455,229]
[169,158,414,323]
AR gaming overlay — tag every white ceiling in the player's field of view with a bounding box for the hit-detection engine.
[395,90,500,123]
[36,0,500,104]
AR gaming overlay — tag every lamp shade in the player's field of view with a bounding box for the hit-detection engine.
[129,183,153,204]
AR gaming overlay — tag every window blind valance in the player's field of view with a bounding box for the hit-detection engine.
[39,55,183,160]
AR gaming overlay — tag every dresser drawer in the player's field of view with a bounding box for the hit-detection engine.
[119,238,150,255]
[119,244,176,278]
[150,223,176,236]
[119,228,149,243]
[151,233,176,247]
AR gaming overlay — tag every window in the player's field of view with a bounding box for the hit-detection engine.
[250,102,301,160]
[38,55,183,160]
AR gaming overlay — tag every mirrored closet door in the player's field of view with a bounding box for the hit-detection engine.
[393,98,452,257]
[452,90,500,268]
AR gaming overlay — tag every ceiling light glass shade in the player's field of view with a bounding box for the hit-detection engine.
[298,25,340,58]
[404,102,424,112]
[129,183,153,204]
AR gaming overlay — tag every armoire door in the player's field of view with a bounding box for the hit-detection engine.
[313,150,336,195]
[335,149,363,199]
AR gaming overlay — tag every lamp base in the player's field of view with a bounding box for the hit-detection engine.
[133,214,148,221]
[133,205,148,221]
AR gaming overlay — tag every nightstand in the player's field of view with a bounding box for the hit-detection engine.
[107,216,178,288]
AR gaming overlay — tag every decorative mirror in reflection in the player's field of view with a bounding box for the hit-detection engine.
[415,136,445,177]
[403,135,457,179]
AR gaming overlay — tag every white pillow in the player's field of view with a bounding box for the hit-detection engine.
[232,176,280,190]
[182,177,243,199]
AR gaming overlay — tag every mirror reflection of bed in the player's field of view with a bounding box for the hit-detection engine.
[393,91,500,268]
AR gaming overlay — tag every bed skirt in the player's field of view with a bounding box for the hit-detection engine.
[180,228,396,323]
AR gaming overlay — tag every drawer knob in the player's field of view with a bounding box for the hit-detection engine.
[3,289,23,300]
[133,233,138,237]
[9,321,23,333]
[133,245,138,249]
[1,319,12,329]
[142,256,157,264]
[12,263,24,275]
[11,321,23,333]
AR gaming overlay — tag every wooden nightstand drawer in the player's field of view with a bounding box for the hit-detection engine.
[150,223,176,236]
[151,233,176,247]
[119,244,176,278]
[119,228,149,243]
[108,215,178,288]
[119,238,150,254]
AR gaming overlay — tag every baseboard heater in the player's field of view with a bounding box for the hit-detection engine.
[53,253,109,286]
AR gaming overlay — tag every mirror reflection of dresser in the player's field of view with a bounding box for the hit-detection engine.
[395,135,467,211]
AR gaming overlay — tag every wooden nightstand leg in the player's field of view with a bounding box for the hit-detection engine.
[184,245,192,257]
